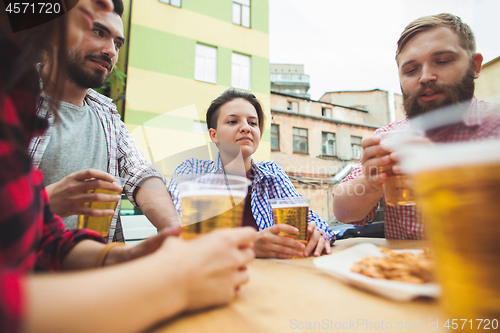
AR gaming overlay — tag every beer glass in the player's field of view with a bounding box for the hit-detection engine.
[401,140,500,325]
[77,176,126,238]
[377,130,421,206]
[269,197,310,245]
[176,174,249,239]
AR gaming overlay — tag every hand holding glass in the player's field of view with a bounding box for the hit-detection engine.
[77,176,125,238]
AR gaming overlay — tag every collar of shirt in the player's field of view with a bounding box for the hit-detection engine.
[463,96,483,127]
[36,63,116,115]
[213,153,277,185]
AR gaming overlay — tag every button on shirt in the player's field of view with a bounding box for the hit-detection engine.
[337,97,500,239]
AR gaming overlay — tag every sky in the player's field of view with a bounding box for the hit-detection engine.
[268,0,500,100]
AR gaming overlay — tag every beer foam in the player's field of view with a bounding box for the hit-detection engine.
[400,140,500,174]
[270,203,309,209]
[180,189,247,199]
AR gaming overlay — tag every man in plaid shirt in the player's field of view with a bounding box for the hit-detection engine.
[28,4,179,242]
[333,13,500,239]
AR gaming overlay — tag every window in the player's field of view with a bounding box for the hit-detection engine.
[322,107,332,118]
[322,132,336,156]
[287,101,298,112]
[232,53,251,90]
[195,44,217,84]
[271,124,279,151]
[159,0,181,7]
[351,136,363,159]
[232,0,250,28]
[293,127,308,153]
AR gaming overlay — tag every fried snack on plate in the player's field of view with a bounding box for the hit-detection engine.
[351,247,434,284]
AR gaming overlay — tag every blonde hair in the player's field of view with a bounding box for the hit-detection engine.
[396,13,476,62]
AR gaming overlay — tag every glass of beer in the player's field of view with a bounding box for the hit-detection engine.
[377,130,421,206]
[77,176,126,238]
[269,197,310,245]
[176,174,249,239]
[401,140,500,324]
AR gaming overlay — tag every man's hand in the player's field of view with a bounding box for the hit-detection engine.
[254,224,306,259]
[45,169,122,218]
[360,136,392,191]
[303,222,332,257]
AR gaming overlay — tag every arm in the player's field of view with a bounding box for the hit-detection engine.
[333,136,390,223]
[134,177,181,230]
[112,114,178,228]
[24,228,256,333]
[254,163,331,258]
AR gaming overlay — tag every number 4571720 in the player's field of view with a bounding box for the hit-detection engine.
[444,319,498,330]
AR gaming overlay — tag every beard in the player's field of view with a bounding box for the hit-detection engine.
[402,64,475,119]
[66,49,113,89]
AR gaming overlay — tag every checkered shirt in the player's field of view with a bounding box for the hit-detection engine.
[338,97,500,239]
[1,92,106,333]
[28,65,166,242]
[168,155,335,240]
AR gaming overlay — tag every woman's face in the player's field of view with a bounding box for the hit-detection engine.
[66,0,114,46]
[209,98,261,161]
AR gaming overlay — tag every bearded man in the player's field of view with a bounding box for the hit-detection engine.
[29,1,180,242]
[332,13,500,239]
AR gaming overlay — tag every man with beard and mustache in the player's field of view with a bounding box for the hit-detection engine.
[28,1,180,242]
[332,13,500,239]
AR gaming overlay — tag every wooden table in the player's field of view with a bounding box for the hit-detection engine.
[152,238,446,333]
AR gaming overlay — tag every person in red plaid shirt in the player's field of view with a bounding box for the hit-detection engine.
[1,1,256,333]
[333,13,500,239]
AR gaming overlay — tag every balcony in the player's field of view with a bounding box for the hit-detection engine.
[270,73,310,84]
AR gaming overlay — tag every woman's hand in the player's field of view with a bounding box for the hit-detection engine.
[304,222,331,257]
[254,224,306,259]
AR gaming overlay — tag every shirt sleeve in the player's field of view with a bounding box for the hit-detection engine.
[114,113,167,207]
[167,159,196,216]
[270,163,335,241]
[0,271,23,333]
[334,162,378,226]
[35,187,106,271]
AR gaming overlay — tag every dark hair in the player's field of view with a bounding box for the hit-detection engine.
[396,13,476,62]
[206,89,266,137]
[1,4,68,151]
[112,0,124,17]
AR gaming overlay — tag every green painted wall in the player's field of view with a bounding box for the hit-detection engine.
[252,54,270,94]
[182,0,231,23]
[218,47,232,86]
[182,0,268,34]
[251,0,269,33]
[126,109,195,129]
[129,25,269,94]
[128,24,195,78]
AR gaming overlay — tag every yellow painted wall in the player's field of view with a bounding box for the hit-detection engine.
[475,56,500,104]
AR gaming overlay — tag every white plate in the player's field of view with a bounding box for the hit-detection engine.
[313,243,440,302]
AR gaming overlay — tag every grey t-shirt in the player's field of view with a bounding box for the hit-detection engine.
[39,94,108,229]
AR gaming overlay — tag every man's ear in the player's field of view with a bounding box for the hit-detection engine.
[208,128,218,143]
[472,53,483,79]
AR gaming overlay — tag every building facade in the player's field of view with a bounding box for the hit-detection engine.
[118,0,270,178]
[270,64,310,98]
[320,89,405,127]
[270,92,380,221]
[475,56,500,104]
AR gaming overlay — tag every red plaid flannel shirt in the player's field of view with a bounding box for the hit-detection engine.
[337,97,500,239]
[1,93,105,333]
